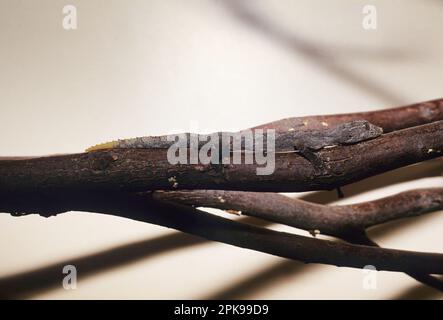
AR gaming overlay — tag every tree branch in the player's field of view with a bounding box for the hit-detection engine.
[152,188,443,237]
[342,231,443,292]
[0,121,441,194]
[254,98,443,133]
[1,98,442,290]
[153,188,443,290]
[1,190,442,275]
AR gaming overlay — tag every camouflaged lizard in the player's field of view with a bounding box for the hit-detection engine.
[87,120,383,172]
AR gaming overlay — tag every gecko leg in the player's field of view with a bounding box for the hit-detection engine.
[336,187,345,198]
[295,146,327,174]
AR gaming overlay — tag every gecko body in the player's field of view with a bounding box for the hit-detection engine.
[287,120,383,170]
[87,120,383,171]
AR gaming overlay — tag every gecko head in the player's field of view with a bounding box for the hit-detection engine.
[338,120,383,144]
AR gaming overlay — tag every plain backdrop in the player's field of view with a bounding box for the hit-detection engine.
[0,0,442,299]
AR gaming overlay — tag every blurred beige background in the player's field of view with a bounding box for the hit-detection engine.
[0,0,442,299]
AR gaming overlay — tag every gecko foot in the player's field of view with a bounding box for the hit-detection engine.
[336,187,345,198]
[297,147,328,175]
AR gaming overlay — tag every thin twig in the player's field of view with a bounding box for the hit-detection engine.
[1,98,442,290]
[1,190,442,274]
[342,231,443,292]
[153,188,443,291]
[152,188,443,237]
[255,98,443,133]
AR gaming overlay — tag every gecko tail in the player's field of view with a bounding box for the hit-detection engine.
[86,140,119,152]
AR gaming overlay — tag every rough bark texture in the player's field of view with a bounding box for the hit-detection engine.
[153,188,443,290]
[152,188,443,237]
[254,95,443,133]
[1,98,442,288]
[0,121,441,195]
[3,191,443,274]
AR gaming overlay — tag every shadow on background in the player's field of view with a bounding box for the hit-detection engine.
[0,0,441,298]
[217,0,407,105]
[0,233,203,299]
[0,216,269,299]
[1,161,440,299]
[392,276,443,299]
[204,260,314,299]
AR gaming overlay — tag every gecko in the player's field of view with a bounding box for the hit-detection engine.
[86,120,383,173]
[282,120,383,170]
